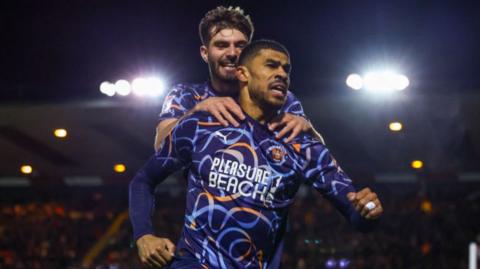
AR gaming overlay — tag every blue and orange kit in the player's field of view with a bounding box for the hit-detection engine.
[158,81,306,121]
[129,109,374,268]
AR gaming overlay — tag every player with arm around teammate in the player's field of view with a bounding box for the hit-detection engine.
[130,39,382,268]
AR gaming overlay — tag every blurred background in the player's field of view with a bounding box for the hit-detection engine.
[1,0,479,268]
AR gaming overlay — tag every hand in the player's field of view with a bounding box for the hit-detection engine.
[193,97,245,127]
[136,234,176,268]
[268,113,312,143]
[347,188,383,220]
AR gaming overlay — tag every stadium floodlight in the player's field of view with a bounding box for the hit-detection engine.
[346,74,363,90]
[411,160,424,169]
[146,77,165,96]
[389,122,403,132]
[346,71,410,92]
[114,164,126,173]
[394,74,410,90]
[115,80,132,96]
[364,71,397,92]
[132,77,166,97]
[132,78,149,96]
[20,165,33,175]
[54,128,68,138]
[99,81,116,96]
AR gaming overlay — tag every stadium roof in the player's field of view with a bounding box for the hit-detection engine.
[1,92,478,184]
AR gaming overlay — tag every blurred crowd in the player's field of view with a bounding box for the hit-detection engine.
[0,182,478,269]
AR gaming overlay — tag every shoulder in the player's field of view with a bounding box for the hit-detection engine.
[287,133,324,154]
[167,82,205,95]
[164,82,213,104]
[173,112,222,140]
[178,111,217,125]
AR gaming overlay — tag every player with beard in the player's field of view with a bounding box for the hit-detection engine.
[130,40,383,268]
[153,6,324,152]
[140,6,326,267]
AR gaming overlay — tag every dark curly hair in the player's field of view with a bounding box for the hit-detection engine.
[199,6,254,46]
[238,39,290,66]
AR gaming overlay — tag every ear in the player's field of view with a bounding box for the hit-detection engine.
[200,45,208,63]
[236,66,249,82]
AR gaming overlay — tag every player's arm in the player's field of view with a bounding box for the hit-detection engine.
[299,140,382,232]
[155,87,245,151]
[131,117,197,267]
[268,91,325,144]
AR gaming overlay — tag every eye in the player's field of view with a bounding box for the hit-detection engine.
[215,42,229,48]
[283,64,292,74]
[236,42,247,49]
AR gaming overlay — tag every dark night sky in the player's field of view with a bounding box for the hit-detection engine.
[1,0,479,103]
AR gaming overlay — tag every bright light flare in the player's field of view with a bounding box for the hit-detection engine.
[115,80,131,96]
[346,74,363,90]
[411,160,424,169]
[100,81,115,96]
[132,77,166,97]
[389,122,403,132]
[346,71,409,92]
[394,74,409,90]
[131,78,149,96]
[20,165,33,174]
[114,164,126,173]
[54,128,68,138]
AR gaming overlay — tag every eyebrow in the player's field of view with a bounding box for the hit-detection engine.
[212,40,229,46]
[212,40,247,46]
[265,59,291,72]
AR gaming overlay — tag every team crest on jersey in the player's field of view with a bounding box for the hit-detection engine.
[268,146,286,162]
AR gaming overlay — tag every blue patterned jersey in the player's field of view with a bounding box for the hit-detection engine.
[159,81,306,121]
[130,112,371,269]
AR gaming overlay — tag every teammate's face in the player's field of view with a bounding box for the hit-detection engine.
[245,49,291,109]
[200,28,248,83]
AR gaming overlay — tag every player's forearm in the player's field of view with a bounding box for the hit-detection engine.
[328,186,378,233]
[129,170,156,241]
[154,119,179,152]
[154,107,199,151]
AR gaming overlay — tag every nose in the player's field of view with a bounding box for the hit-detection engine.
[275,69,289,83]
[225,45,239,61]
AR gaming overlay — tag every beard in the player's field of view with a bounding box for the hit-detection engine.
[249,84,285,111]
[208,55,238,84]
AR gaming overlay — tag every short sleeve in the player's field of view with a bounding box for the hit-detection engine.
[144,116,198,182]
[158,84,197,121]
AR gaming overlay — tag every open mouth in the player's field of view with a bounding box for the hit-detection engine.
[220,62,237,72]
[269,82,287,96]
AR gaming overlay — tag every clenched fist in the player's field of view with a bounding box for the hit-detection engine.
[136,234,176,268]
[347,188,383,220]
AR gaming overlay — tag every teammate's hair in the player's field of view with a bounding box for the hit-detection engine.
[199,6,254,46]
[238,39,290,66]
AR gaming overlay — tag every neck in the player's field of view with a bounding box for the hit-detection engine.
[210,76,238,96]
[239,86,278,125]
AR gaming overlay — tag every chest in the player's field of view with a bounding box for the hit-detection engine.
[190,128,301,206]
